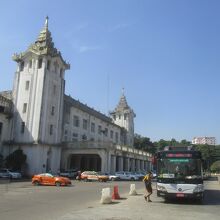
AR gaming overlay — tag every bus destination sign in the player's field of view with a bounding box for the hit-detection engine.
[165,153,192,158]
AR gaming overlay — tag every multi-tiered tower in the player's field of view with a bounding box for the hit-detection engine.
[12,17,70,174]
[110,91,136,146]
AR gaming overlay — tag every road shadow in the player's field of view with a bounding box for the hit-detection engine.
[161,189,220,206]
[117,197,127,200]
[109,201,121,205]
[136,193,144,196]
[203,189,220,205]
[206,176,218,181]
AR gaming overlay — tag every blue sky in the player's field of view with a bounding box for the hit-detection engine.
[0,0,219,143]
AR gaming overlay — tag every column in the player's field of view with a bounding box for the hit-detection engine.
[136,160,140,171]
[131,158,135,171]
[126,157,130,172]
[119,156,123,171]
[110,155,116,173]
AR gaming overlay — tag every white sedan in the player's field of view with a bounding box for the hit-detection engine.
[115,172,139,181]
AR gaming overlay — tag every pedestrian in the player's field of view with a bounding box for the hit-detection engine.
[143,171,153,202]
[77,170,81,181]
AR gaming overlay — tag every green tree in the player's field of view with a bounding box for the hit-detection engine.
[210,160,220,173]
[134,134,156,154]
[170,138,178,147]
[180,139,191,146]
[194,144,215,170]
[5,149,27,171]
[154,139,170,151]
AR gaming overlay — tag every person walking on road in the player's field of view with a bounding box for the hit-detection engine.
[77,170,82,181]
[143,171,153,202]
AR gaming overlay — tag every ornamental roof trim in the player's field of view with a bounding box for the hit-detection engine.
[12,17,70,69]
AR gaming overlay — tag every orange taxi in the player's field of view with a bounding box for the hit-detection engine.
[32,173,71,186]
[81,171,109,182]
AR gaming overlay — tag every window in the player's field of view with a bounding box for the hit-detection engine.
[72,133,78,141]
[20,61,24,71]
[104,128,108,137]
[29,60,32,69]
[21,122,25,133]
[83,119,88,130]
[73,116,80,127]
[110,130,113,139]
[54,62,59,73]
[23,103,27,113]
[0,122,3,136]
[119,115,121,119]
[49,125,53,135]
[82,134,87,141]
[91,122,95,133]
[47,60,50,70]
[124,113,127,120]
[98,125,102,135]
[60,68,63,77]
[53,85,56,95]
[51,106,55,116]
[25,81,30,90]
[38,58,42,69]
[0,106,5,113]
[64,130,68,141]
[115,132,119,143]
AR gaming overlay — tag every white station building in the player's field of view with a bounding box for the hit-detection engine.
[0,18,152,176]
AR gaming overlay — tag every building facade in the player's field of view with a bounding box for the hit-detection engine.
[0,18,152,175]
[192,137,216,146]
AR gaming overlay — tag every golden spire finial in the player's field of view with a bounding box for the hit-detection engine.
[122,87,125,96]
[45,16,49,29]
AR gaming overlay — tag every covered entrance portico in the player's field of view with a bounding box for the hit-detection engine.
[69,154,101,171]
[61,141,152,173]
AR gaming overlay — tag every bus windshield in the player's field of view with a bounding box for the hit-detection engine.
[157,158,202,179]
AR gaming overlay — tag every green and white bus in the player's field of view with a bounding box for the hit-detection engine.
[155,146,204,201]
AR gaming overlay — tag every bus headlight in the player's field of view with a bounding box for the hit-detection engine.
[193,185,204,193]
[157,185,167,192]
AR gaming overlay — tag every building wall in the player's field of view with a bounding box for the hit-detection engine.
[192,137,216,145]
[0,114,11,153]
[5,144,61,175]
[62,103,121,144]
[111,110,135,146]
[0,94,12,153]
[0,19,151,176]
[12,56,44,143]
[12,55,66,145]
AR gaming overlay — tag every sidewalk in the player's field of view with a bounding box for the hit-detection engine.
[60,190,160,220]
[59,186,219,220]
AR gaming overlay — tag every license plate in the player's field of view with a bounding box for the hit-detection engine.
[176,193,184,197]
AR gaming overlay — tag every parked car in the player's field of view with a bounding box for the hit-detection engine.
[97,172,120,181]
[0,169,11,178]
[81,171,109,182]
[108,173,120,181]
[32,173,71,186]
[0,168,22,179]
[59,169,78,179]
[115,171,139,181]
[152,170,157,178]
[131,171,145,180]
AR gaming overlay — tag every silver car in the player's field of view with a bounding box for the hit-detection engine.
[0,169,22,179]
[115,171,139,181]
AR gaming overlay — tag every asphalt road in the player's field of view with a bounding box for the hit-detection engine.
[0,178,219,220]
